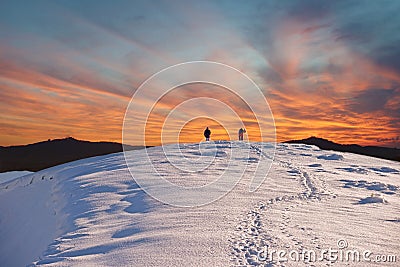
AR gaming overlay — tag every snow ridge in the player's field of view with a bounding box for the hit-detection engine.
[0,142,399,267]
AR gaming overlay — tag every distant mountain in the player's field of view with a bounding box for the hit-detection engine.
[285,136,400,162]
[0,137,144,172]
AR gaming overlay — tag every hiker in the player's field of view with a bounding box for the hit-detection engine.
[238,128,246,141]
[204,127,211,141]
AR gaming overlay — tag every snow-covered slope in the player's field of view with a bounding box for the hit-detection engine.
[0,142,399,266]
[0,171,33,184]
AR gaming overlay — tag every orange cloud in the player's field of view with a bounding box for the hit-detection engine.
[142,83,263,146]
[0,10,399,148]
[241,14,398,147]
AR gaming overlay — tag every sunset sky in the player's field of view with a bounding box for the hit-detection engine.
[1,0,399,147]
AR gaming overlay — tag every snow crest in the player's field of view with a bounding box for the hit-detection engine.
[0,143,399,267]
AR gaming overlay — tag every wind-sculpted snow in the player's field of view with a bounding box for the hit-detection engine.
[0,143,399,266]
[0,171,33,184]
[357,194,388,205]
[317,154,344,161]
[340,179,399,195]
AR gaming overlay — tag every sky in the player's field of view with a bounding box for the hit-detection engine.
[0,0,399,147]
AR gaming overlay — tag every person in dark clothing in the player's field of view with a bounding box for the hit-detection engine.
[204,127,211,141]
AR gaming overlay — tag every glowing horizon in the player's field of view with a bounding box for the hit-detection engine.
[0,1,399,148]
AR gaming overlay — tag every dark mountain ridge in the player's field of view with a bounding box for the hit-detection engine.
[0,137,143,172]
[2,136,398,173]
[285,136,400,162]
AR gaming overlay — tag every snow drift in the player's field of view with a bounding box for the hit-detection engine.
[0,142,399,266]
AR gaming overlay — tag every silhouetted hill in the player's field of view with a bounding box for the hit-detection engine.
[285,137,400,162]
[0,137,144,172]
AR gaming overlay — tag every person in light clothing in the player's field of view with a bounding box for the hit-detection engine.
[238,128,246,141]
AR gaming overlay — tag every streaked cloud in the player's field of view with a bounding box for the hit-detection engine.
[0,0,399,147]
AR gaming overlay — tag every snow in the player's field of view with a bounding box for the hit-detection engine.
[0,173,57,267]
[358,194,388,204]
[317,153,344,160]
[0,142,399,266]
[0,171,33,184]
